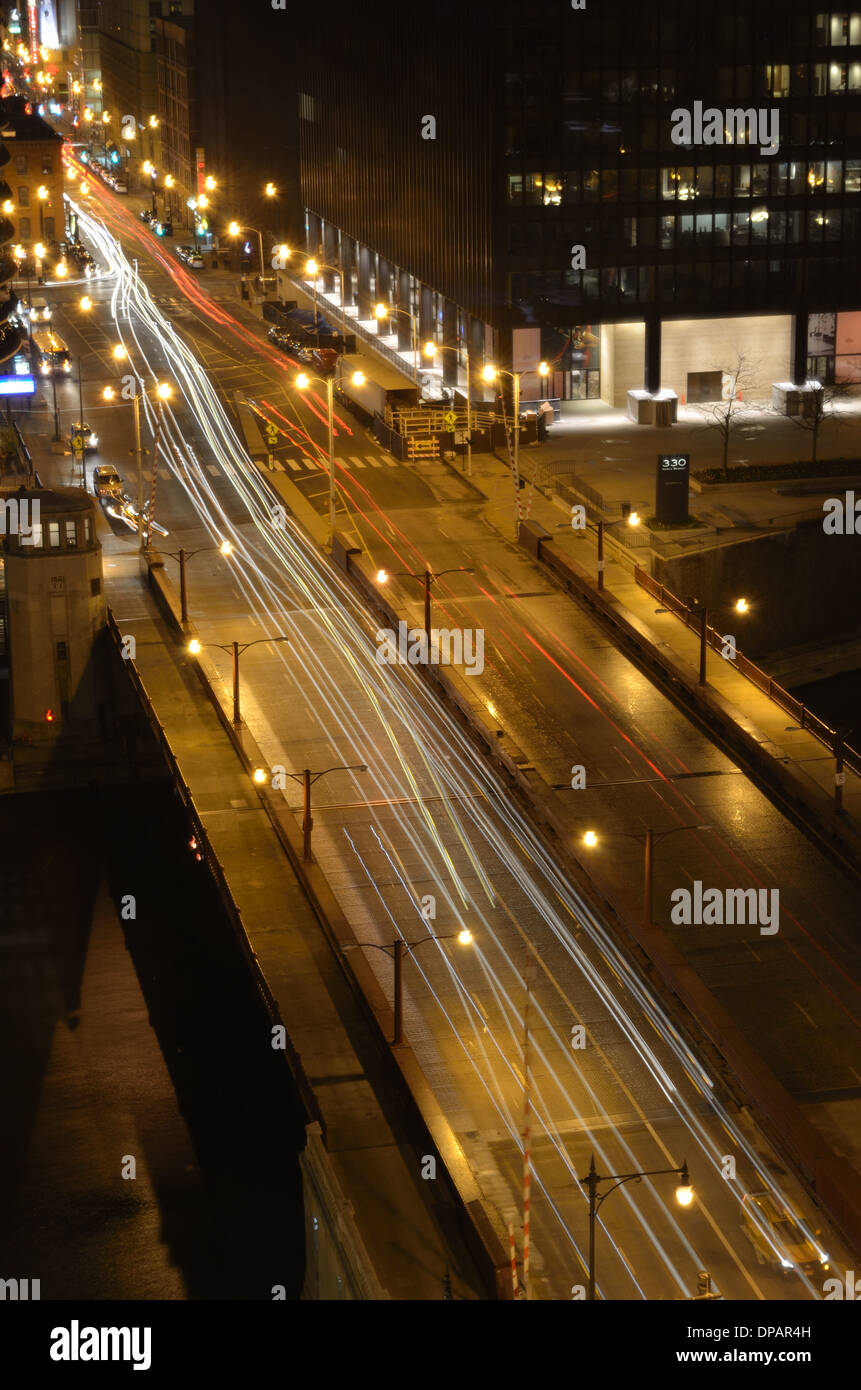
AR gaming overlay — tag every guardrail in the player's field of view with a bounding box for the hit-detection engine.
[634,568,861,777]
[104,604,327,1141]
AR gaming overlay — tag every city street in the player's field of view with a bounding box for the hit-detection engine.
[16,172,858,1300]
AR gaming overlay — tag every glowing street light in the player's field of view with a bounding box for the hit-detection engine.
[156,382,172,400]
[112,344,127,360]
[264,182,277,197]
[148,114,159,129]
[204,175,216,191]
[581,1156,692,1300]
[54,260,68,278]
[296,369,367,548]
[102,386,115,401]
[1,199,13,214]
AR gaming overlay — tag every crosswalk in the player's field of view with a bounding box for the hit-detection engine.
[266,452,433,474]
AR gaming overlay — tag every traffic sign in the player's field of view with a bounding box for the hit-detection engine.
[265,422,279,444]
[71,435,84,454]
[444,410,457,430]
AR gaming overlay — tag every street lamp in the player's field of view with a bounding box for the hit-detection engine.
[595,512,641,592]
[37,185,48,249]
[163,539,234,624]
[33,239,46,286]
[296,369,366,549]
[344,930,473,1045]
[304,256,349,344]
[187,634,290,726]
[689,597,750,685]
[102,372,172,549]
[375,301,419,389]
[582,824,711,930]
[264,182,277,198]
[228,220,265,281]
[482,361,550,536]
[280,764,369,863]
[377,565,474,642]
[581,1154,692,1301]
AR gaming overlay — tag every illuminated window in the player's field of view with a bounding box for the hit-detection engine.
[48,521,60,546]
[765,64,791,97]
[64,519,76,546]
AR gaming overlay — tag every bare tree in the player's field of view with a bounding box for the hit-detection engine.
[699,351,760,480]
[781,378,852,466]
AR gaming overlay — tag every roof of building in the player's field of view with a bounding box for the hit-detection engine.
[0,95,64,145]
[2,485,96,515]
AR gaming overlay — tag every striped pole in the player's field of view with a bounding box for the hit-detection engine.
[508,1222,519,1300]
[522,963,533,1300]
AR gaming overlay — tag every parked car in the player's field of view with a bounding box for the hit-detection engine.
[139,209,153,224]
[153,219,173,238]
[69,422,98,454]
[311,347,339,374]
[741,1193,829,1277]
[267,325,291,350]
[92,464,123,499]
[184,249,203,268]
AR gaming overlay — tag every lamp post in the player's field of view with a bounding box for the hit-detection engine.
[296,368,366,550]
[104,364,171,550]
[188,635,290,725]
[595,512,642,592]
[343,930,473,1045]
[834,723,861,814]
[482,361,550,536]
[580,1155,692,1301]
[228,221,266,284]
[376,565,474,642]
[582,824,711,930]
[690,597,750,686]
[304,257,349,345]
[163,539,234,625]
[423,340,472,476]
[374,301,419,389]
[280,764,369,862]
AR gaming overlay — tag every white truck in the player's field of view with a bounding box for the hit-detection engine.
[335,354,415,420]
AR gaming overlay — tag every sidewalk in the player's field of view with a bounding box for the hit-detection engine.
[468,446,861,842]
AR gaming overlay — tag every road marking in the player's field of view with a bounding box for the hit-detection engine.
[158,468,171,481]
[794,1001,818,1028]
[384,454,398,467]
[206,464,219,476]
[365,455,383,468]
[271,459,285,472]
[284,457,301,471]
[349,455,366,469]
[335,456,350,471]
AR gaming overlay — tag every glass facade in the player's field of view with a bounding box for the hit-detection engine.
[502,1,861,322]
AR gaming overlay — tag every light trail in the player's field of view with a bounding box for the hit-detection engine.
[73,196,832,1300]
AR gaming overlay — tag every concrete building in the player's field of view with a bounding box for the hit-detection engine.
[295,0,861,421]
[0,95,64,252]
[2,486,106,737]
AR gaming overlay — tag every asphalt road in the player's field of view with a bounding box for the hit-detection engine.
[19,169,858,1301]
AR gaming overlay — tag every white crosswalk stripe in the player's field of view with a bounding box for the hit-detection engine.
[384,454,399,467]
[365,455,383,468]
[284,457,301,471]
[158,468,171,481]
[206,464,219,476]
[271,459,285,472]
[334,456,350,471]
[349,455,366,469]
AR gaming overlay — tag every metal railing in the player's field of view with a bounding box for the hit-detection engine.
[633,570,861,776]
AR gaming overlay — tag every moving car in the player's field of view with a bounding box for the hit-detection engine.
[25,296,52,323]
[741,1193,829,1277]
[69,422,98,453]
[92,464,123,499]
[31,330,71,376]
